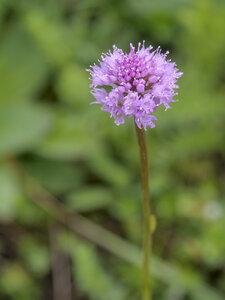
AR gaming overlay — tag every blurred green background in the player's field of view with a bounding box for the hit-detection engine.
[0,0,225,299]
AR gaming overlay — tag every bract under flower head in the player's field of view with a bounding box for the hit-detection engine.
[87,42,183,130]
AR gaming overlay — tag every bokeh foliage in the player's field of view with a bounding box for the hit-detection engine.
[0,0,225,299]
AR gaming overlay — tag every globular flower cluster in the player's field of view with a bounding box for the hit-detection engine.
[87,42,183,130]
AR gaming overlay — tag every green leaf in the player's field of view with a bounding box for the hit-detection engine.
[23,9,73,67]
[36,109,98,160]
[22,157,84,194]
[56,64,91,109]
[59,233,128,300]
[18,236,50,277]
[0,24,48,104]
[88,151,131,187]
[0,262,39,300]
[0,164,21,222]
[66,186,113,212]
[16,194,48,225]
[0,104,52,157]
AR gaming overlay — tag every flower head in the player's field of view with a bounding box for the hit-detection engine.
[87,42,183,130]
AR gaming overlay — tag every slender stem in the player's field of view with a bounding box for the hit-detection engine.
[135,122,151,300]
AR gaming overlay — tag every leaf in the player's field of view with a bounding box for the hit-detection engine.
[0,104,52,157]
[0,24,48,104]
[109,193,142,243]
[18,236,50,277]
[88,151,131,187]
[23,9,73,67]
[0,0,9,26]
[36,109,98,160]
[16,194,48,225]
[22,157,84,194]
[56,64,91,109]
[0,164,21,222]
[59,233,128,300]
[66,186,113,212]
[0,262,39,300]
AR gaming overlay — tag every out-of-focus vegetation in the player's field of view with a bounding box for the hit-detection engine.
[0,0,225,299]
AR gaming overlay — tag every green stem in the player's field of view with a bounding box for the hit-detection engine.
[135,122,151,300]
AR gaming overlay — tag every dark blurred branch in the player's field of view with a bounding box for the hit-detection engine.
[48,224,72,300]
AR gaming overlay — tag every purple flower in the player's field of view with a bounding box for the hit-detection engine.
[87,42,183,130]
